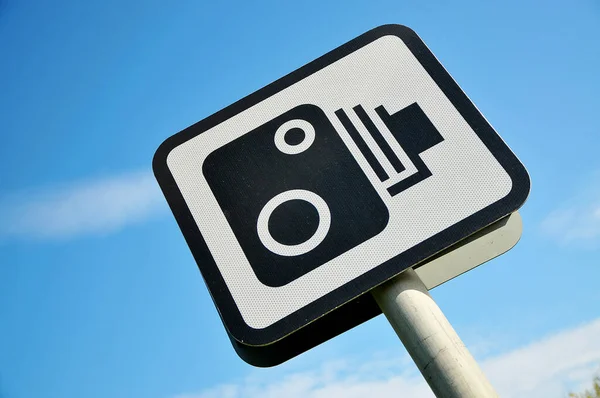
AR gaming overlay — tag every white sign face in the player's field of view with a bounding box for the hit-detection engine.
[153,25,530,349]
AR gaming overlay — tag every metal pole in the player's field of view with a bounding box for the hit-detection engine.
[371,268,498,398]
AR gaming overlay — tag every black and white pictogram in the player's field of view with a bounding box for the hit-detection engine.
[203,102,444,287]
[153,25,530,365]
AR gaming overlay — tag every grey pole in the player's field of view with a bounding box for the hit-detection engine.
[371,268,498,398]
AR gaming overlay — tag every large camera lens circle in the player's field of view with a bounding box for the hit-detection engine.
[274,119,315,155]
[257,190,330,257]
[268,200,319,246]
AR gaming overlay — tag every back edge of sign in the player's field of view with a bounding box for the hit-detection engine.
[230,212,523,367]
[415,211,523,289]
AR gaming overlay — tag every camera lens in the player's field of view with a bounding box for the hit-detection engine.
[256,189,331,257]
[268,199,319,246]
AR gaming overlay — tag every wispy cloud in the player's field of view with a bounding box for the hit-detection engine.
[0,170,166,241]
[541,172,600,247]
[173,318,600,398]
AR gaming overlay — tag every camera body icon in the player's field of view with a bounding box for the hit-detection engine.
[203,99,446,287]
[203,104,390,287]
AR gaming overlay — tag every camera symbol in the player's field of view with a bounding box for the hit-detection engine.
[257,189,330,257]
[203,103,443,287]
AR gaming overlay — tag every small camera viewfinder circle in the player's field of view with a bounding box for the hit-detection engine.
[257,189,331,257]
[274,119,315,155]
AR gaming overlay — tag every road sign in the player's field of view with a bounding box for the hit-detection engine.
[153,24,530,366]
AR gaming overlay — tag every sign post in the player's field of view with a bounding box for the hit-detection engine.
[153,24,530,394]
[373,268,498,397]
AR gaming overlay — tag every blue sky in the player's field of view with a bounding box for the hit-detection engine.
[1,0,599,397]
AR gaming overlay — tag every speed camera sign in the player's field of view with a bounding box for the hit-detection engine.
[153,24,530,365]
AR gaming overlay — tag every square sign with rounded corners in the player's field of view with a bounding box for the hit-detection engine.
[153,25,530,366]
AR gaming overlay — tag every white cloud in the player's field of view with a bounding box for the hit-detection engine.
[541,173,600,247]
[484,318,600,397]
[0,170,166,241]
[174,318,600,398]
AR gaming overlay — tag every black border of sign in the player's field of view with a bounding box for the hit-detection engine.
[152,24,530,348]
